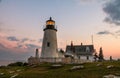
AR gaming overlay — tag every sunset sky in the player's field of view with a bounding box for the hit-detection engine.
[0,0,120,63]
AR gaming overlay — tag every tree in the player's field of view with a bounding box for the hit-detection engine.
[98,47,104,61]
[110,56,112,61]
[59,49,64,53]
[94,52,98,62]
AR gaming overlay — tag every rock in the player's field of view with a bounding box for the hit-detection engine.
[10,74,18,78]
[70,65,84,70]
[103,74,120,78]
[96,63,103,66]
[31,65,37,67]
[0,73,4,75]
[16,69,21,72]
[9,71,15,74]
[51,64,62,68]
[103,74,114,78]
[107,65,114,69]
[115,73,120,76]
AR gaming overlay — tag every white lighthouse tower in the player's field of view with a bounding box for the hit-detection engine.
[41,17,58,58]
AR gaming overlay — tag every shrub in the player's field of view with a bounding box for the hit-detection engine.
[8,62,24,66]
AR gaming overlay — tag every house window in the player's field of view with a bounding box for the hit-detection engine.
[47,42,50,47]
[86,47,90,52]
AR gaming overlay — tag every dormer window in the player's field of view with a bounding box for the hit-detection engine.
[86,47,90,52]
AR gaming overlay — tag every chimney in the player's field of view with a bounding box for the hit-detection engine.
[35,48,39,58]
[81,43,83,46]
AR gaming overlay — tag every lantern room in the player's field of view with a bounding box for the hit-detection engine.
[44,17,57,31]
[46,17,55,26]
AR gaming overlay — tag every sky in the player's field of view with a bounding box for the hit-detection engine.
[0,0,120,64]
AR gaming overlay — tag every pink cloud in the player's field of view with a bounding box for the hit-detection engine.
[0,32,40,53]
[0,33,18,49]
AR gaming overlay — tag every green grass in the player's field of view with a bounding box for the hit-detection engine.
[0,61,120,78]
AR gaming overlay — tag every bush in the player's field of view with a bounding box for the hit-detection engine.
[23,62,28,66]
[8,62,24,66]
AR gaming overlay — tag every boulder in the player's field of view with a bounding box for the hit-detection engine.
[96,63,103,66]
[70,65,84,70]
[10,74,18,78]
[107,65,114,69]
[103,74,120,78]
[0,73,4,75]
[51,64,63,68]
[9,71,15,74]
[103,74,114,78]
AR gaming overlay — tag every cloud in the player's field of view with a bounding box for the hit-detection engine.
[115,30,120,36]
[26,44,40,49]
[97,30,120,38]
[0,24,41,62]
[21,38,29,43]
[16,43,40,50]
[21,38,36,43]
[7,36,19,41]
[0,32,40,49]
[30,39,36,42]
[0,44,34,61]
[0,33,40,49]
[103,0,120,26]
[0,33,41,61]
[0,34,18,48]
[97,30,113,35]
[116,30,120,33]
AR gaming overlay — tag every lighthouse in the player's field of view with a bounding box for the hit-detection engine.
[41,17,58,58]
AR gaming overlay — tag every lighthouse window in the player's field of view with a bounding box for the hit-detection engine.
[47,42,50,47]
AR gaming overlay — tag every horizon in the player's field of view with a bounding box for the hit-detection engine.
[0,0,120,65]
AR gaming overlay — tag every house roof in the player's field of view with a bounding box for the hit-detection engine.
[66,45,94,55]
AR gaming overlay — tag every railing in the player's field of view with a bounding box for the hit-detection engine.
[43,25,57,31]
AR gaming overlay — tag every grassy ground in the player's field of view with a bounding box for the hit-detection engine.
[0,61,120,78]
